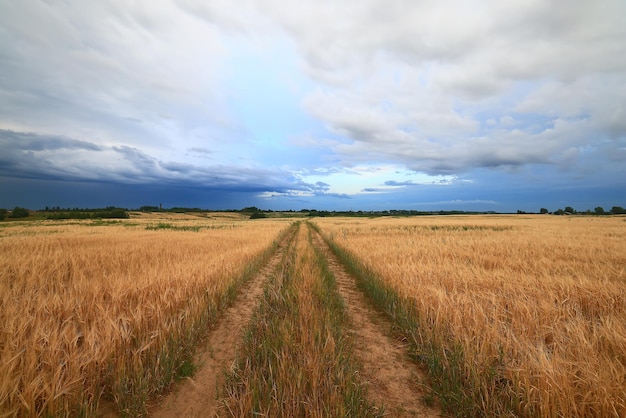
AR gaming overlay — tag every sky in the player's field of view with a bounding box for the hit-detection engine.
[1,0,625,212]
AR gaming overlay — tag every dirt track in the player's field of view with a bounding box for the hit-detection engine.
[310,228,441,417]
[145,224,440,417]
[147,236,291,418]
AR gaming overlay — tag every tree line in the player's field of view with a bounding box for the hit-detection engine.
[528,206,626,215]
[1,205,625,221]
[0,206,129,220]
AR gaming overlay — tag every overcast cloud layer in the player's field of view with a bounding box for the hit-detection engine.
[1,0,625,211]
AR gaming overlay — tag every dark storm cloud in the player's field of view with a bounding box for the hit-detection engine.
[0,129,104,181]
[0,129,317,199]
[113,146,158,170]
[160,161,196,173]
[0,129,103,152]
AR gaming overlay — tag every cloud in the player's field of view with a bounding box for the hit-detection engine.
[0,0,233,150]
[0,129,107,181]
[0,129,324,198]
[187,147,213,155]
[384,180,415,187]
[1,1,624,212]
[413,199,499,207]
[262,0,626,177]
[0,129,103,152]
[113,146,158,171]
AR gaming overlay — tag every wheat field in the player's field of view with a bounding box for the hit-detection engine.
[316,215,626,417]
[0,217,289,416]
[2,214,624,417]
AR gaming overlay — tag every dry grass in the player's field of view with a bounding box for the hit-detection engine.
[316,215,626,417]
[0,217,289,416]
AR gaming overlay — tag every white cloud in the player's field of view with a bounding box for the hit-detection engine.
[262,0,626,177]
[0,0,232,152]
[0,0,624,210]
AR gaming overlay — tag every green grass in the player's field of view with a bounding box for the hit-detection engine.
[145,222,201,231]
[144,222,240,231]
[88,220,139,227]
[220,223,381,417]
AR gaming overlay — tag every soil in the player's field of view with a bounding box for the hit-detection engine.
[146,237,290,418]
[311,230,442,417]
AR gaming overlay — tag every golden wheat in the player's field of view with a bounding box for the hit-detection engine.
[0,217,289,416]
[316,215,626,417]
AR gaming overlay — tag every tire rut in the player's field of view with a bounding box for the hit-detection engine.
[310,228,442,417]
[147,234,292,418]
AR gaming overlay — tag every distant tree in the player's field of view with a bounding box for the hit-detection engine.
[594,207,606,215]
[93,208,129,219]
[9,206,29,218]
[249,211,266,219]
[611,206,626,214]
[539,208,549,214]
[554,209,565,215]
[564,206,576,214]
[516,210,526,214]
[0,208,7,221]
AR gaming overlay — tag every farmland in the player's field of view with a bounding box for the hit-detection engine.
[1,214,624,416]
[315,215,626,417]
[0,214,291,416]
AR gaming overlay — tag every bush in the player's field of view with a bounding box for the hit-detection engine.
[9,206,29,218]
[0,208,7,220]
[93,208,129,219]
[611,206,626,214]
[46,209,129,220]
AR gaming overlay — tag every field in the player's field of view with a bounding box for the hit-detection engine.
[0,214,291,416]
[1,214,624,417]
[315,215,626,417]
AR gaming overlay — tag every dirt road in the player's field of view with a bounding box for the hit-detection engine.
[145,224,440,417]
[310,228,441,417]
[147,234,292,418]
